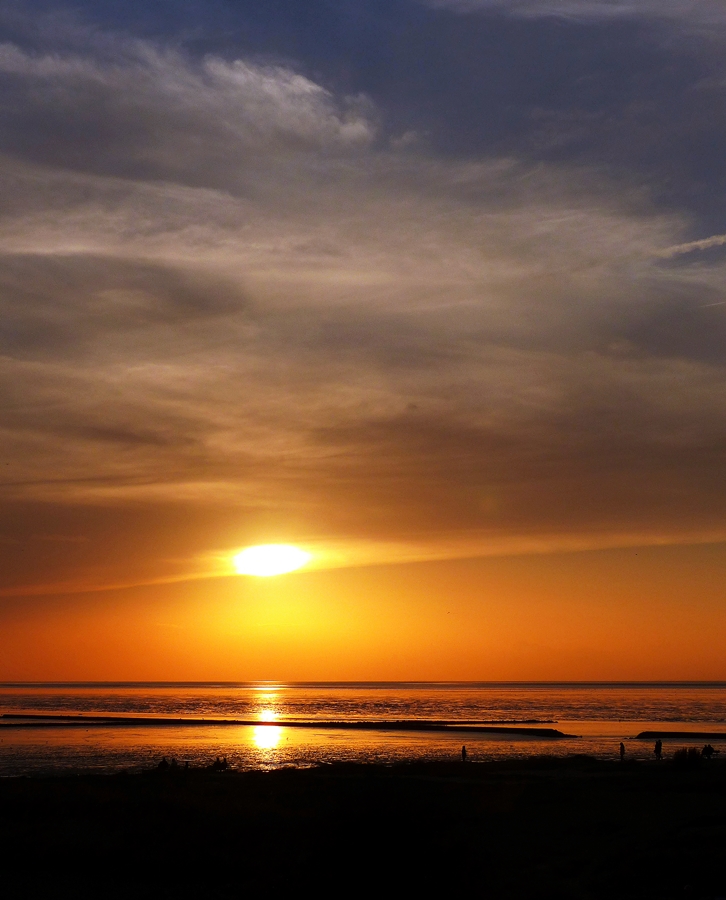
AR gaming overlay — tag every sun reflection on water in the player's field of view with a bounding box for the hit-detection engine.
[253,725,282,750]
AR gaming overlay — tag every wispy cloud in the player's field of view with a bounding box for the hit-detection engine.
[659,233,726,257]
[0,39,376,192]
[422,0,726,26]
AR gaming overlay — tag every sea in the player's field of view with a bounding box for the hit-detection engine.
[1,682,725,775]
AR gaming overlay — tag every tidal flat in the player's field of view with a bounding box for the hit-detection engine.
[1,756,725,898]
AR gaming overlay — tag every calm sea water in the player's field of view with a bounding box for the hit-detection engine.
[1,682,725,774]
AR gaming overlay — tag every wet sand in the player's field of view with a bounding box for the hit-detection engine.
[1,755,725,898]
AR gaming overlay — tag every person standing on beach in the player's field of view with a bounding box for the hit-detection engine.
[655,739,662,760]
[619,742,625,761]
[461,745,467,762]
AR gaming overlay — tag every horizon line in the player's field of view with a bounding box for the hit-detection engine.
[2,680,726,688]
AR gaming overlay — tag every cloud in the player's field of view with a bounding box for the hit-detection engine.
[0,39,376,190]
[659,233,726,257]
[0,10,725,594]
[0,252,249,360]
[422,0,726,26]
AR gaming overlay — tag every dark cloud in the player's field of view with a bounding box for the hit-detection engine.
[0,252,248,359]
[2,1,726,225]
[622,290,726,365]
[301,389,726,541]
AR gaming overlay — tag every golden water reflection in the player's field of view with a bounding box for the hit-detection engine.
[254,684,280,724]
[253,724,282,750]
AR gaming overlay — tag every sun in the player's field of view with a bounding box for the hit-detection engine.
[233,544,311,577]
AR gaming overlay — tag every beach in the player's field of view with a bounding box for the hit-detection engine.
[3,683,726,774]
[3,683,725,897]
[1,755,725,898]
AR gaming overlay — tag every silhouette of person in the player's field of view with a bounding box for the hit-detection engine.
[158,757,169,771]
[619,742,625,761]
[702,743,714,760]
[461,745,467,762]
[654,739,662,761]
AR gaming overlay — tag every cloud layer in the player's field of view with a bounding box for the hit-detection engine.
[0,3,725,593]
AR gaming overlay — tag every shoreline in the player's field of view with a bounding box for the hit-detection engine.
[2,751,725,774]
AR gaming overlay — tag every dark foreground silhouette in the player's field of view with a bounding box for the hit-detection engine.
[1,756,725,899]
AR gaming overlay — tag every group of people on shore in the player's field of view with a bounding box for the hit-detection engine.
[157,757,188,771]
[157,755,229,771]
[618,740,720,761]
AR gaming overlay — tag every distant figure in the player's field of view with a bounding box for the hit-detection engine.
[654,739,662,761]
[157,757,169,771]
[619,742,625,761]
[702,743,715,760]
[170,757,178,770]
[461,745,467,762]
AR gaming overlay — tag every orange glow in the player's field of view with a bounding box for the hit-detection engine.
[1,542,726,681]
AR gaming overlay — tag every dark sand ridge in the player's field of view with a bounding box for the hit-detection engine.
[1,757,725,898]
[636,730,726,740]
[0,712,570,737]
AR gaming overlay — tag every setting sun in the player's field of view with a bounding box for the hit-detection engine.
[233,545,311,577]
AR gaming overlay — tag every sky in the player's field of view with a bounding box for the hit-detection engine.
[1,0,725,680]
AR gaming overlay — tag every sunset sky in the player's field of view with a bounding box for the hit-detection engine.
[1,0,725,680]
